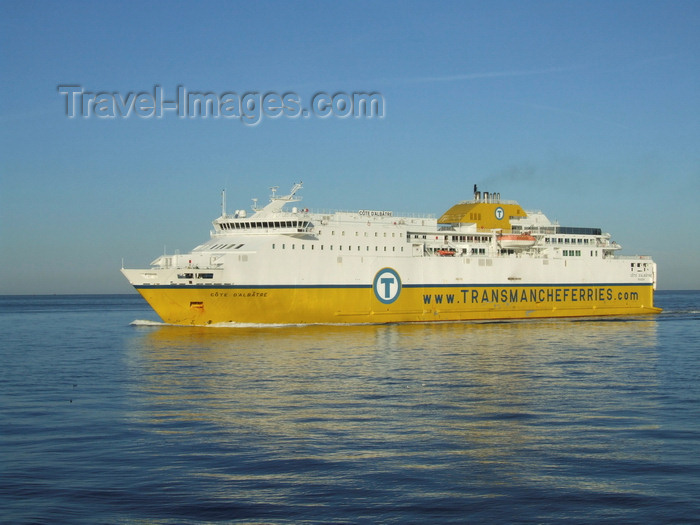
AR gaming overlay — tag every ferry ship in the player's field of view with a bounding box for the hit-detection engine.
[121,183,661,325]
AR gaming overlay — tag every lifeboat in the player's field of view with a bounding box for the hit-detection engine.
[498,233,536,250]
[438,249,456,256]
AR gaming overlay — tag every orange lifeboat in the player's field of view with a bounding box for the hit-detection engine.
[498,233,536,250]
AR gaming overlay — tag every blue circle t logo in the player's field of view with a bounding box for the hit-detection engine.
[373,268,402,304]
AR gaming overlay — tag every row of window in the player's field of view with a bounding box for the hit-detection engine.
[329,230,402,238]
[209,243,244,250]
[546,237,593,245]
[221,225,408,237]
[431,248,487,255]
[563,250,600,257]
[220,220,310,230]
[408,234,491,243]
[269,244,490,255]
[272,243,405,253]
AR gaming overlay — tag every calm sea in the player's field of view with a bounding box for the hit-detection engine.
[1,291,699,524]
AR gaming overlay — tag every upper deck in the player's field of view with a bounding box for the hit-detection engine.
[198,183,621,257]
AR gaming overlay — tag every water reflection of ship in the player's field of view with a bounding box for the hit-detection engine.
[125,319,660,446]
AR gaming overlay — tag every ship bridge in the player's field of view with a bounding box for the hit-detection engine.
[212,182,313,235]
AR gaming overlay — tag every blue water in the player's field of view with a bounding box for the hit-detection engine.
[1,292,699,524]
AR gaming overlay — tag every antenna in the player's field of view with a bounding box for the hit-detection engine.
[221,188,226,217]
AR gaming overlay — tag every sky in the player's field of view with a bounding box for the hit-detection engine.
[1,0,698,293]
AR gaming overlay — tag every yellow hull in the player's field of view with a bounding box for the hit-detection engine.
[136,283,661,325]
